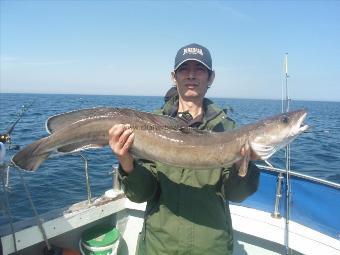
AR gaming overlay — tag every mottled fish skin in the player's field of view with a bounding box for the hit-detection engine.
[11,108,308,173]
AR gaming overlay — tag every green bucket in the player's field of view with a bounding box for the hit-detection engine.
[80,225,120,255]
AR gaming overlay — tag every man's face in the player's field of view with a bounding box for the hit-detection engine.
[172,60,214,101]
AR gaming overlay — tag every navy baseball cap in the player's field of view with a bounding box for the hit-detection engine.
[174,43,212,71]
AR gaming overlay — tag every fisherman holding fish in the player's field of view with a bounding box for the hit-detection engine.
[109,43,261,255]
[12,42,307,253]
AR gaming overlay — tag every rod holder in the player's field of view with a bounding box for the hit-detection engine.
[271,172,284,219]
[110,164,121,191]
[79,153,92,204]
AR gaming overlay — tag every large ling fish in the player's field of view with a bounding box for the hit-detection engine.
[12,108,308,175]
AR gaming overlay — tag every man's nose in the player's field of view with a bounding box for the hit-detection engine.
[188,69,196,79]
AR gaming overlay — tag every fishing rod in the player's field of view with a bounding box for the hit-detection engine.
[284,52,292,255]
[0,101,35,189]
[0,100,35,148]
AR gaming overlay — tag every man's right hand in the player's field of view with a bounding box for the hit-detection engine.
[109,124,135,173]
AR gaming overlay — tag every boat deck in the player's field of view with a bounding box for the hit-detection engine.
[1,191,339,255]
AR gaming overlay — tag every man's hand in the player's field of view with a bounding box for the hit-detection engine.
[109,124,135,174]
[234,143,260,177]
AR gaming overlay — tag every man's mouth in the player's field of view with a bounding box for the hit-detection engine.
[185,84,198,89]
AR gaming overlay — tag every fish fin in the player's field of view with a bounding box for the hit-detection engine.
[57,142,105,153]
[178,127,206,135]
[46,107,114,133]
[250,142,277,160]
[237,143,250,177]
[179,126,191,134]
[46,107,186,133]
[238,155,248,177]
[189,128,205,134]
[11,138,51,171]
[137,112,187,130]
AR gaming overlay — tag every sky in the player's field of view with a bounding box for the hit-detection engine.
[1,0,339,101]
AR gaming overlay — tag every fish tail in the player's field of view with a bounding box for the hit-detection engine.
[11,138,51,171]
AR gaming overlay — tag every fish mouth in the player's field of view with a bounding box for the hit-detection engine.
[297,111,309,133]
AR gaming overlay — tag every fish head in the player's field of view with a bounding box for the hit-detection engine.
[250,109,308,160]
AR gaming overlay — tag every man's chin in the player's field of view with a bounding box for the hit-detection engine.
[182,93,202,100]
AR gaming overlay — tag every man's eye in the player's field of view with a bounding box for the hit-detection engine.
[196,66,207,72]
[178,66,188,72]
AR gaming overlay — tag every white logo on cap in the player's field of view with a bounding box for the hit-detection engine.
[183,47,203,56]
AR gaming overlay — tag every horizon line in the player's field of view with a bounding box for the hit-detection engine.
[0,91,339,103]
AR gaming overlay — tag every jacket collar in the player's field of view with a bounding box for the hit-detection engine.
[161,95,225,127]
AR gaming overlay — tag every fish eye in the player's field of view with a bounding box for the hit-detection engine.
[282,115,289,124]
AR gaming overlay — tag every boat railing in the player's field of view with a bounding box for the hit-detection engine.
[256,163,340,189]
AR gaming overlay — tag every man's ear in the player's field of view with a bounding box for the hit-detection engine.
[208,71,215,87]
[171,71,177,85]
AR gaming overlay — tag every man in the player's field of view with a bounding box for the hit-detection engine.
[109,43,260,255]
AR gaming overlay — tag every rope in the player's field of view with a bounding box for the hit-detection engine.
[0,164,18,254]
[18,170,51,251]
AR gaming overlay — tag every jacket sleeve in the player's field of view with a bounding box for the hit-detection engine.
[222,162,260,203]
[118,159,159,203]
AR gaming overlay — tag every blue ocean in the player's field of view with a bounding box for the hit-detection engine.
[0,93,339,226]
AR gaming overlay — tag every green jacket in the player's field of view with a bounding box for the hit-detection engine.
[119,96,260,255]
